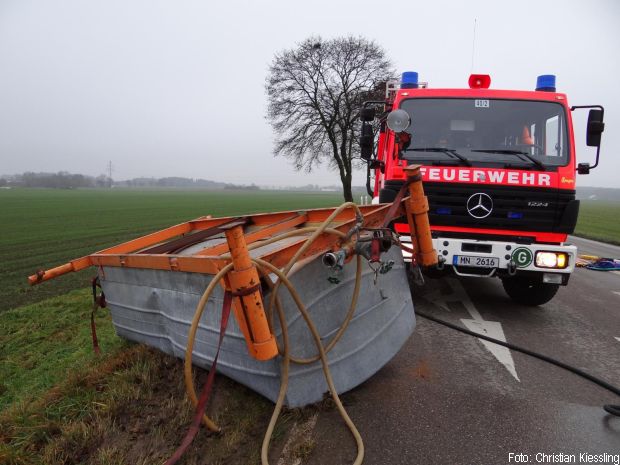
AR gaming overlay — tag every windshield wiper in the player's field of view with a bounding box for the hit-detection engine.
[471,149,546,171]
[406,147,472,166]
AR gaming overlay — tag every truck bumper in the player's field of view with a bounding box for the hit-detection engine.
[399,235,577,282]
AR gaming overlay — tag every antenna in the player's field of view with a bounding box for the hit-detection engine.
[470,18,477,73]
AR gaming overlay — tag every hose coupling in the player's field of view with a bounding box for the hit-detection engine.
[323,250,347,284]
[355,235,392,261]
[322,250,346,270]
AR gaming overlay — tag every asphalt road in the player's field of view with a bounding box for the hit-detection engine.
[299,236,620,465]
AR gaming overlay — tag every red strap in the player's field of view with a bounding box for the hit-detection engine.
[231,283,261,297]
[399,243,415,255]
[90,305,101,355]
[370,237,381,263]
[381,180,412,229]
[165,290,233,465]
[90,277,105,355]
[400,242,418,266]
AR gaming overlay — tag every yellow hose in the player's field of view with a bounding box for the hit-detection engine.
[263,202,363,358]
[183,202,366,463]
[221,226,347,258]
[221,222,358,362]
[271,255,362,365]
[254,257,364,465]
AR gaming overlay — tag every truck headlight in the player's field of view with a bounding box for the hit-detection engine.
[535,251,568,269]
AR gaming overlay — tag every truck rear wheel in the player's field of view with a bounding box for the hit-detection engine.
[501,277,559,306]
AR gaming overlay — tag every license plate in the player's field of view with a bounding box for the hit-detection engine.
[453,255,499,268]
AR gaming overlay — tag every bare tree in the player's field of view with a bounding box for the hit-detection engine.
[266,37,393,201]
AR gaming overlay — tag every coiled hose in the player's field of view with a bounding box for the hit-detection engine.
[184,202,367,465]
[180,199,620,465]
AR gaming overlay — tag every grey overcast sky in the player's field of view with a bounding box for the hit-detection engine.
[0,0,618,187]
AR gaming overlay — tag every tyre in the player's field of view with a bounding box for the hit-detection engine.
[501,277,559,306]
[379,181,405,203]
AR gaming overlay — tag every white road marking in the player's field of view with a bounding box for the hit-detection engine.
[612,271,620,277]
[421,279,483,320]
[613,291,620,297]
[461,319,519,381]
[615,337,620,343]
[420,287,453,313]
[277,412,318,465]
[423,277,519,381]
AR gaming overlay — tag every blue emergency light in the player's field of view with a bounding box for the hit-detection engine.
[436,207,452,215]
[507,211,523,219]
[536,75,556,92]
[401,71,419,89]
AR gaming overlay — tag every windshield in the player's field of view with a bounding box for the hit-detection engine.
[399,98,569,168]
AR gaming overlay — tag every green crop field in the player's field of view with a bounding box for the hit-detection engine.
[573,200,620,245]
[0,187,342,464]
[0,188,343,313]
[1,189,618,314]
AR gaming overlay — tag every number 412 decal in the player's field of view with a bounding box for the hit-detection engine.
[475,99,490,108]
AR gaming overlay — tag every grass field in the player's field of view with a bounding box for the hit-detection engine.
[0,290,283,465]
[1,188,618,464]
[0,188,342,464]
[573,200,620,245]
[1,190,617,315]
[0,188,343,313]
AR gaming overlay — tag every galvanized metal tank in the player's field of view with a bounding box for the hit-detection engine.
[99,246,414,407]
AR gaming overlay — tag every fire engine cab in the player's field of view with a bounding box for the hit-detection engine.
[360,72,605,306]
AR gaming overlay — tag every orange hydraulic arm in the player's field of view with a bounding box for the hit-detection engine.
[404,165,438,267]
[223,224,279,361]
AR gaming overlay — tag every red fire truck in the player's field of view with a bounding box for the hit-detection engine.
[360,72,605,305]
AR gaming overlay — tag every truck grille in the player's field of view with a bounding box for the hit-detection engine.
[421,182,576,234]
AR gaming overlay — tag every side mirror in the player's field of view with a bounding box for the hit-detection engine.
[360,107,376,122]
[577,163,590,175]
[571,104,604,173]
[360,124,374,160]
[586,109,604,147]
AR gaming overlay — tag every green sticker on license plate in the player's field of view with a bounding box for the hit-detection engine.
[512,247,533,267]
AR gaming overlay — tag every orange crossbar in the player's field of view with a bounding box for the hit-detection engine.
[196,213,308,257]
[28,256,92,285]
[88,254,224,275]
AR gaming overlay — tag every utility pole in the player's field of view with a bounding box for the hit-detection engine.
[107,161,114,188]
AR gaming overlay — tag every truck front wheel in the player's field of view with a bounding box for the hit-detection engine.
[501,277,559,306]
[379,187,399,203]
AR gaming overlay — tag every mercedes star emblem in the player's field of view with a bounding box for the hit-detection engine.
[466,193,493,219]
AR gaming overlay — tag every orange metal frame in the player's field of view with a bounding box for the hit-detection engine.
[28,204,404,286]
